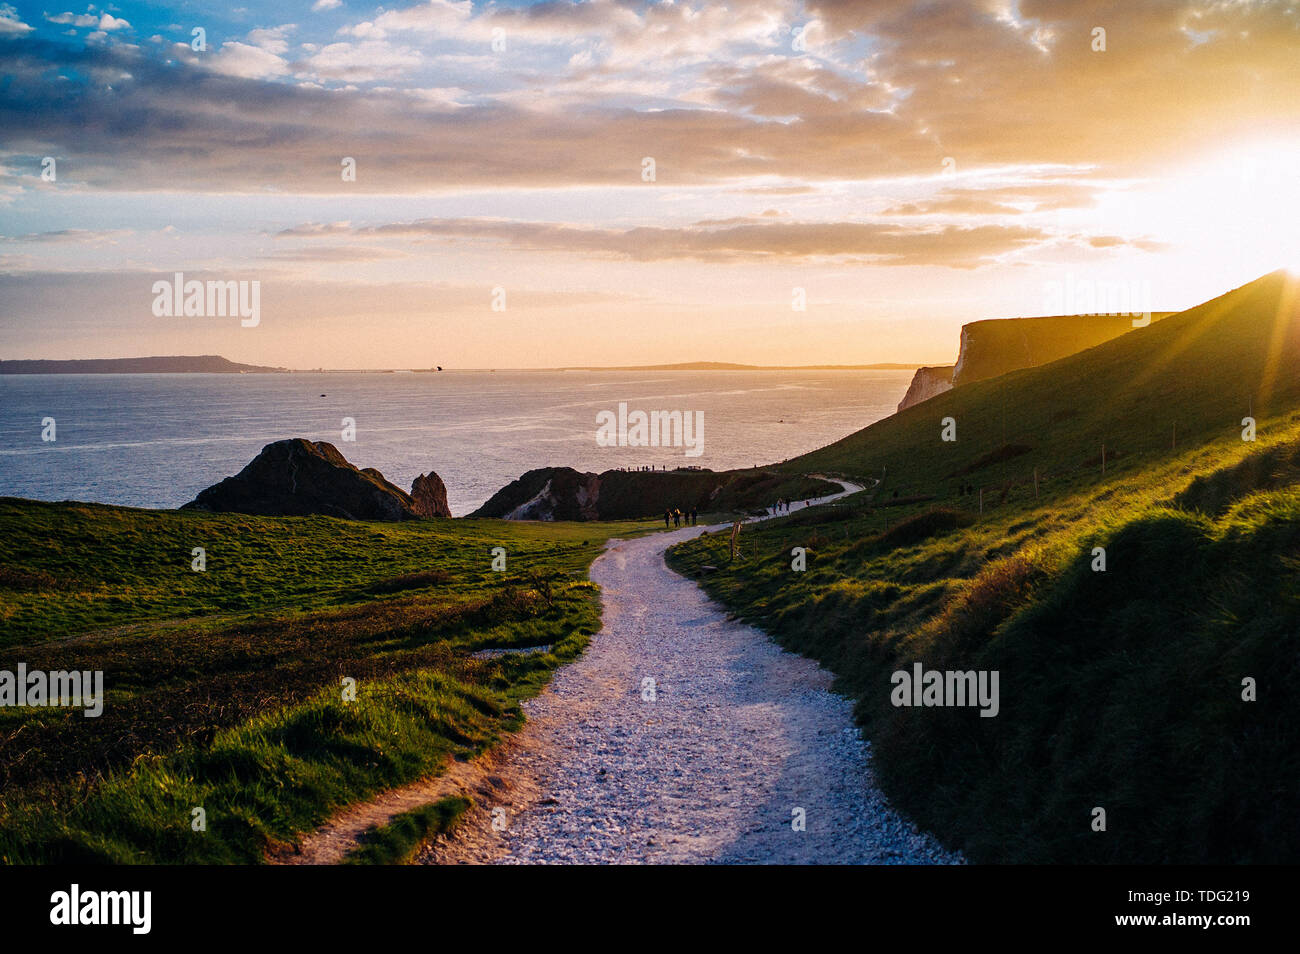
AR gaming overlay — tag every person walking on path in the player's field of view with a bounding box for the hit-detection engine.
[664,509,671,529]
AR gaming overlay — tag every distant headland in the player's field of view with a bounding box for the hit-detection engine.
[0,356,925,374]
[0,355,289,374]
[554,362,922,371]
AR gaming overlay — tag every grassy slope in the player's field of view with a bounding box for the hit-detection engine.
[0,502,657,862]
[343,796,472,865]
[668,271,1300,863]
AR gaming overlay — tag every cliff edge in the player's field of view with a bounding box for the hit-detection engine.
[896,365,955,412]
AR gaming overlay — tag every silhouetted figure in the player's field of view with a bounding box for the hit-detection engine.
[690,508,697,525]
[664,509,671,528]
[673,509,681,527]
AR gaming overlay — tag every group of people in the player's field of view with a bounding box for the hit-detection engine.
[664,507,698,527]
[615,465,707,472]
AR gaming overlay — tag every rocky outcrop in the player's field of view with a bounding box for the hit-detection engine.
[502,469,601,521]
[896,365,954,412]
[183,438,448,521]
[410,471,452,518]
[470,468,602,521]
[471,467,839,521]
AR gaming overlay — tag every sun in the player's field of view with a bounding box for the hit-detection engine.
[1129,138,1300,281]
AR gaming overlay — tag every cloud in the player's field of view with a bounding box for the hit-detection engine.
[285,215,1053,267]
[3,228,132,244]
[2,1,1298,195]
[46,11,130,31]
[276,221,353,238]
[885,182,1101,216]
[0,38,933,192]
[262,244,407,262]
[247,26,296,55]
[208,41,292,79]
[733,184,818,195]
[805,0,1300,175]
[312,0,343,10]
[203,24,297,79]
[0,4,31,35]
[341,0,472,41]
[300,40,423,82]
[45,12,98,28]
[887,198,1023,216]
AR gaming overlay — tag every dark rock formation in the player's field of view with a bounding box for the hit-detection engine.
[471,468,602,521]
[470,466,839,521]
[410,471,451,518]
[183,438,444,521]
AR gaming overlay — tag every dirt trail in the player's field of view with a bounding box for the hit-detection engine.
[281,479,960,865]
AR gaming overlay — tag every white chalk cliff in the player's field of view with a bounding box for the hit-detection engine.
[896,365,955,412]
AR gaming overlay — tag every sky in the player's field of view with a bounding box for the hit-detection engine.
[1,0,1299,369]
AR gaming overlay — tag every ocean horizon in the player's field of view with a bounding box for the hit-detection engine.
[0,369,912,515]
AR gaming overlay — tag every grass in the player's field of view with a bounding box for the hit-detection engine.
[0,501,651,863]
[0,498,641,646]
[344,797,472,865]
[668,271,1300,864]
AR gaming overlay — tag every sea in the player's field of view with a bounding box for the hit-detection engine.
[0,370,911,516]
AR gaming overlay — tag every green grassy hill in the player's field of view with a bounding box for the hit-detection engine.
[669,270,1300,863]
[786,272,1298,497]
[0,501,655,863]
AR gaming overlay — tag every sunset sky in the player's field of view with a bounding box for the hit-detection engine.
[2,0,1298,368]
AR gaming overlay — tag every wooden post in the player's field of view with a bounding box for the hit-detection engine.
[979,487,983,515]
[1101,443,1106,475]
[1033,467,1039,500]
[1172,422,1176,451]
[729,520,741,561]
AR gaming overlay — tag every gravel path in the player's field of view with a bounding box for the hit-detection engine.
[418,481,961,865]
